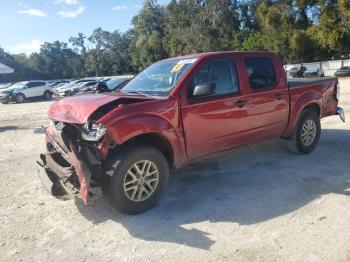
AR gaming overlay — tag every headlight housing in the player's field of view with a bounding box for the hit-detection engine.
[81,123,106,141]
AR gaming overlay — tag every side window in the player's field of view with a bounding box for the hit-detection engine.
[245,57,276,90]
[27,82,45,88]
[26,82,34,88]
[86,82,97,86]
[189,59,239,97]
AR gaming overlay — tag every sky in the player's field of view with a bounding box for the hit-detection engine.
[0,0,169,55]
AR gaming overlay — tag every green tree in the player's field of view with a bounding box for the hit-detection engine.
[129,0,167,71]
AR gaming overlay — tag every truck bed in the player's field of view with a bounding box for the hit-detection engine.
[288,77,337,88]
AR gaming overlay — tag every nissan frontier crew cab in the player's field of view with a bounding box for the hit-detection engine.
[38,51,345,214]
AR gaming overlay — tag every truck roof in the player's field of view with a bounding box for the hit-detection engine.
[164,51,276,61]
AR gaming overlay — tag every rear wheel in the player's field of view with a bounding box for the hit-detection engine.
[286,109,321,154]
[43,91,52,100]
[15,93,25,103]
[102,145,169,215]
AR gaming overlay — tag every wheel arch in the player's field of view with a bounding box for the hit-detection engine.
[111,132,174,167]
[105,115,187,169]
[282,91,322,138]
[13,92,26,102]
[304,102,321,117]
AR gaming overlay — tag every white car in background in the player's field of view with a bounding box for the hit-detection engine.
[0,81,52,104]
[0,83,13,90]
[53,79,95,97]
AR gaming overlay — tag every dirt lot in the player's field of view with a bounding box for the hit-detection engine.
[1,79,350,262]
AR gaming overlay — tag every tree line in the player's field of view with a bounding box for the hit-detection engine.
[1,0,350,83]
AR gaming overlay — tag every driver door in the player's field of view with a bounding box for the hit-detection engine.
[181,58,251,159]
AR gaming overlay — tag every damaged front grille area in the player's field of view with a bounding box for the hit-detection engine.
[47,135,69,162]
[38,120,106,203]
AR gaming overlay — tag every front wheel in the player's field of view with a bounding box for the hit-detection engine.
[102,146,169,215]
[15,93,25,103]
[286,109,321,154]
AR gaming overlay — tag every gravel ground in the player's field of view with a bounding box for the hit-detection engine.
[1,79,350,262]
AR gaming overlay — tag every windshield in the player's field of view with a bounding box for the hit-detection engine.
[121,58,197,97]
[9,82,28,89]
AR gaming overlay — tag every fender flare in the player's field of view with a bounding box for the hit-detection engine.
[106,114,186,168]
[282,91,322,138]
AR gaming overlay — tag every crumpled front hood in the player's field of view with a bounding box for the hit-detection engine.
[48,93,148,124]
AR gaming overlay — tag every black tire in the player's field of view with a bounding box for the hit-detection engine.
[1,101,9,104]
[15,93,25,103]
[102,146,169,215]
[43,91,52,100]
[287,109,321,154]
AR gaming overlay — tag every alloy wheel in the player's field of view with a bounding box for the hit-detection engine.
[123,160,159,202]
[301,119,317,146]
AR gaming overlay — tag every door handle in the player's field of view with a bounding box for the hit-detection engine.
[235,100,247,108]
[275,94,284,100]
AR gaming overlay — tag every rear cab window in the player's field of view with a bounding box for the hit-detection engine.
[244,57,276,90]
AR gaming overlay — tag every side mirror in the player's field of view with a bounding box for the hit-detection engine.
[192,83,216,97]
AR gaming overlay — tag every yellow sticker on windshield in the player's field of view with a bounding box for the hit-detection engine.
[171,64,184,73]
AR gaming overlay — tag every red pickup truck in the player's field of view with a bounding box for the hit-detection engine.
[38,51,345,214]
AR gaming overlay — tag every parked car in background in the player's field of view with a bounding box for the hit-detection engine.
[38,51,344,214]
[0,81,52,103]
[50,80,69,87]
[0,83,12,89]
[52,82,67,91]
[106,77,132,91]
[335,66,350,77]
[58,81,99,97]
[53,79,95,97]
[76,81,108,95]
[288,66,307,78]
[75,77,132,95]
[303,67,324,78]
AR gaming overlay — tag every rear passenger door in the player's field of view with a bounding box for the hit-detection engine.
[24,82,45,97]
[243,56,289,140]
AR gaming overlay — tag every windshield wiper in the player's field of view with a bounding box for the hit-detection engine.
[122,91,149,96]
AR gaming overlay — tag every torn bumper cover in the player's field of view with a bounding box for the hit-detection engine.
[37,133,98,205]
[37,148,92,204]
[37,153,79,200]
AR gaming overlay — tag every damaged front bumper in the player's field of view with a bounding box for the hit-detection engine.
[37,153,79,200]
[37,125,107,205]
